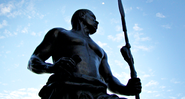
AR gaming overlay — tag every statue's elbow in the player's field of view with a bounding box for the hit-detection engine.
[27,60,41,74]
[27,61,35,72]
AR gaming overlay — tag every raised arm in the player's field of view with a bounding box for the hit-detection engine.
[99,51,141,96]
[28,28,59,74]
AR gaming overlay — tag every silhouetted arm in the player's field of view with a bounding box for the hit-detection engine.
[28,28,59,74]
[99,51,141,95]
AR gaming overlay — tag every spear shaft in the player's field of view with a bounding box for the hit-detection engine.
[118,0,140,99]
[118,0,129,47]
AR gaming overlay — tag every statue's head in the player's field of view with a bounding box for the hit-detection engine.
[71,9,98,34]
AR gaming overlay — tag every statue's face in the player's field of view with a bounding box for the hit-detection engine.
[83,11,99,34]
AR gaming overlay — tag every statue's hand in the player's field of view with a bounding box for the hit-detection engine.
[125,78,142,95]
[50,55,81,74]
[120,45,134,65]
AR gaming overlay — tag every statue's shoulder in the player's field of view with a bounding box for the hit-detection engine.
[49,27,68,33]
[46,27,69,38]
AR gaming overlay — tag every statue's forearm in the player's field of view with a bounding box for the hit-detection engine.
[107,76,129,95]
[28,55,53,74]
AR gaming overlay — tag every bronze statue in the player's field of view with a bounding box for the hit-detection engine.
[28,9,141,99]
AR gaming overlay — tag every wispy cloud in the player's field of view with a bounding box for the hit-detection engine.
[114,60,125,68]
[131,24,153,52]
[162,24,171,29]
[61,6,66,14]
[113,71,130,83]
[96,26,105,35]
[21,27,28,33]
[108,33,123,42]
[31,32,36,36]
[97,41,107,48]
[145,80,158,87]
[133,45,153,52]
[156,13,165,18]
[16,41,24,47]
[169,96,177,99]
[143,74,150,78]
[125,7,132,13]
[0,36,5,39]
[0,0,44,19]
[0,81,8,86]
[0,2,14,15]
[111,18,119,24]
[144,89,158,94]
[4,29,17,37]
[171,78,181,84]
[0,20,8,28]
[115,25,122,32]
[160,86,166,89]
[133,24,143,31]
[134,32,151,42]
[136,7,142,10]
[146,0,153,3]
[0,88,40,99]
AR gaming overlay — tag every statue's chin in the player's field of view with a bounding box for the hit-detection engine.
[89,30,96,35]
[89,27,97,35]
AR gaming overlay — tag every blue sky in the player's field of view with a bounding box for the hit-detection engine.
[0,0,185,99]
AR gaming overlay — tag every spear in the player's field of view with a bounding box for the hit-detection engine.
[118,0,140,99]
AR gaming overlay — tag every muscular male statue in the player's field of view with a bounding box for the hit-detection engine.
[28,9,141,99]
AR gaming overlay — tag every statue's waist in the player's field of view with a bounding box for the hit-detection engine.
[47,73,107,88]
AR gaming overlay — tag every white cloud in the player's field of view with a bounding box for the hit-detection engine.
[133,45,153,52]
[64,16,71,28]
[0,82,8,86]
[160,86,166,89]
[169,96,177,99]
[4,29,13,37]
[0,88,40,99]
[143,74,150,78]
[113,71,130,83]
[144,89,158,94]
[0,36,5,39]
[114,60,125,68]
[133,24,143,31]
[96,26,105,35]
[108,33,123,42]
[0,20,8,28]
[146,0,153,3]
[31,32,36,36]
[6,51,11,54]
[111,18,119,24]
[171,78,181,84]
[125,7,132,13]
[21,27,28,33]
[117,43,125,49]
[156,13,165,18]
[0,3,14,15]
[61,6,66,14]
[0,0,44,19]
[132,32,153,52]
[97,41,107,48]
[136,7,142,10]
[115,25,122,31]
[17,41,24,47]
[145,80,158,87]
[134,32,151,42]
[162,24,171,29]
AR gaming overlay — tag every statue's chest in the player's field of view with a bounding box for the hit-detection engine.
[63,33,104,58]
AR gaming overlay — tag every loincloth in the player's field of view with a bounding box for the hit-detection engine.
[39,73,126,99]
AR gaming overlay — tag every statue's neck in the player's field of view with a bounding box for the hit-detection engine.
[73,22,90,38]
